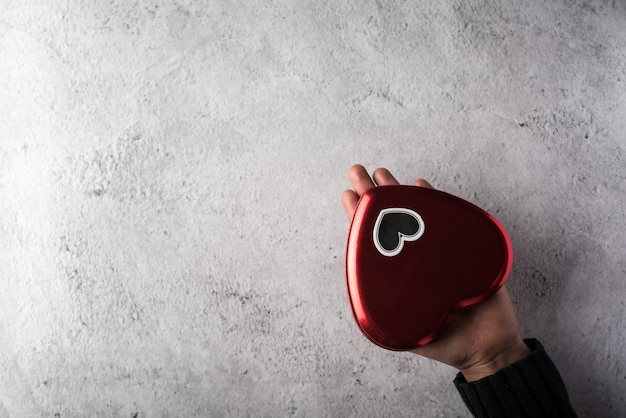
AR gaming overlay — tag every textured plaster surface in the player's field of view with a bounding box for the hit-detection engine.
[1,1,625,416]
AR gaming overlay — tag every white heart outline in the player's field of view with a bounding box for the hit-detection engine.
[373,207,425,257]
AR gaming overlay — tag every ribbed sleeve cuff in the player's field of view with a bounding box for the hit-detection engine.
[454,338,577,418]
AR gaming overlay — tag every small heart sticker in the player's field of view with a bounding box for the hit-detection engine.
[373,208,425,257]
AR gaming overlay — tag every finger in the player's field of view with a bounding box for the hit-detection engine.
[414,178,434,189]
[348,164,376,196]
[341,189,359,220]
[372,168,400,186]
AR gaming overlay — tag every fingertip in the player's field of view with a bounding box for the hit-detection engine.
[348,164,366,180]
[372,167,400,186]
[347,164,376,195]
[372,167,387,181]
[341,188,354,201]
[414,178,434,189]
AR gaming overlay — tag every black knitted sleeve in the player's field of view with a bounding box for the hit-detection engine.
[453,338,577,418]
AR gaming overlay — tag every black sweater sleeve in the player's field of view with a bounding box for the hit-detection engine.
[453,338,577,417]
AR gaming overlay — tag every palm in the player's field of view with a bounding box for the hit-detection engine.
[411,286,522,371]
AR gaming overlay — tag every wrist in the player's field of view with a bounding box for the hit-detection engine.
[459,339,530,382]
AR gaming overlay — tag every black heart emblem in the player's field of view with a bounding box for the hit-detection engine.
[373,208,425,256]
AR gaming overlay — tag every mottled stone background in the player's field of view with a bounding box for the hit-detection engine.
[1,1,625,416]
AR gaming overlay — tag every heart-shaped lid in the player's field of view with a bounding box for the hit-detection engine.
[345,185,512,350]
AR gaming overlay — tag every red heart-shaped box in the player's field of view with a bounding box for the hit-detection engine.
[345,185,512,350]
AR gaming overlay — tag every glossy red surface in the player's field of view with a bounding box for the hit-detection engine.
[345,185,512,351]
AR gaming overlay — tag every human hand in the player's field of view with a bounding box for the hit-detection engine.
[342,164,529,382]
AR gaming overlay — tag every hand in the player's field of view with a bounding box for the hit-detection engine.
[342,164,529,382]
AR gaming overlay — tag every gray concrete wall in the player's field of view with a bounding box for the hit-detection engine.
[1,1,625,416]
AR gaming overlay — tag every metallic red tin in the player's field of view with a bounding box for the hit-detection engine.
[345,185,512,350]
